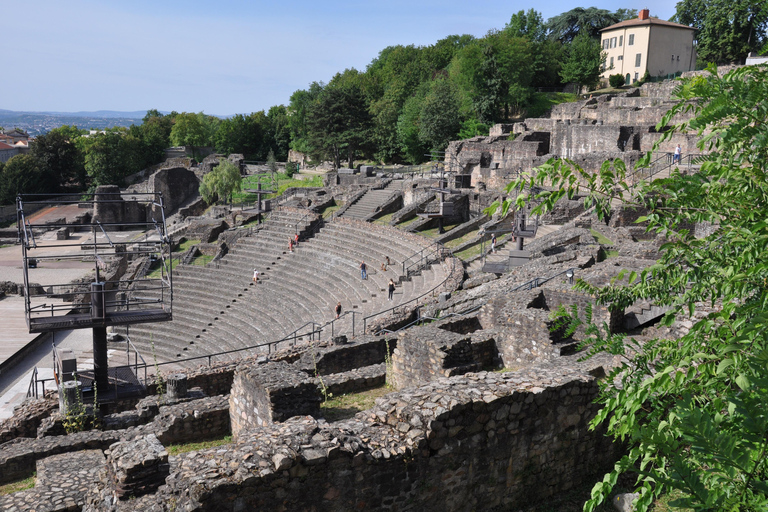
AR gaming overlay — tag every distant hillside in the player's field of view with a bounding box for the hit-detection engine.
[0,109,160,137]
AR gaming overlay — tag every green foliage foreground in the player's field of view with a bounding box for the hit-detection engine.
[501,64,768,511]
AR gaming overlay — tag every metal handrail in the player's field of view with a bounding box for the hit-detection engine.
[363,248,461,333]
[376,304,484,335]
[510,267,577,292]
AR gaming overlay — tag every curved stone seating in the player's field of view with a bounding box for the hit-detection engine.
[131,216,452,364]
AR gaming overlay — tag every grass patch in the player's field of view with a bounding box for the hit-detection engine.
[417,223,460,239]
[444,229,479,248]
[396,216,420,228]
[0,474,35,495]
[321,204,340,219]
[590,229,613,245]
[321,386,391,422]
[604,249,619,258]
[191,254,214,266]
[232,173,324,203]
[147,238,201,278]
[165,435,232,456]
[455,242,484,261]
[526,92,582,118]
[176,238,200,252]
[373,212,394,225]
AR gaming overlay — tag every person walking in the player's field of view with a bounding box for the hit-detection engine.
[360,261,367,280]
[388,279,395,301]
[294,233,299,247]
[491,234,497,254]
[288,238,294,253]
[673,144,682,164]
[335,302,342,319]
[252,269,259,283]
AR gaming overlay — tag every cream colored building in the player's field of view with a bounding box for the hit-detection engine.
[599,8,696,85]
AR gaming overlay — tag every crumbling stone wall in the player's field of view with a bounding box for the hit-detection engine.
[229,361,321,439]
[136,362,618,512]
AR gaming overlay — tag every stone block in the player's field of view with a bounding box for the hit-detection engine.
[105,434,169,500]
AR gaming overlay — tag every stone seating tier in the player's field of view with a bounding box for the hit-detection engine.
[132,220,451,363]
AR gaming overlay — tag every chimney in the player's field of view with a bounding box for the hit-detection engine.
[639,8,650,20]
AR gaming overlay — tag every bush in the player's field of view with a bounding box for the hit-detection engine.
[609,74,626,88]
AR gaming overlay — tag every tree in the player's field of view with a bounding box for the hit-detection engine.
[559,32,604,90]
[80,130,142,187]
[505,9,546,41]
[170,112,218,149]
[675,0,768,64]
[545,7,633,43]
[306,70,372,169]
[0,154,52,205]
[418,79,462,153]
[139,110,173,165]
[500,64,768,511]
[199,159,242,204]
[31,126,86,190]
[214,112,265,159]
[288,82,324,156]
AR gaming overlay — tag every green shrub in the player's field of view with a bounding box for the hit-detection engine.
[609,74,626,88]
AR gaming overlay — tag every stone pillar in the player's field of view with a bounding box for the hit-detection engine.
[229,361,321,439]
[59,380,83,414]
[105,434,170,500]
[166,373,188,400]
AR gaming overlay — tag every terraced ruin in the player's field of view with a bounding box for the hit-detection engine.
[0,72,720,511]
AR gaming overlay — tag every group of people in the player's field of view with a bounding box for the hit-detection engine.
[334,257,397,320]
[288,233,299,253]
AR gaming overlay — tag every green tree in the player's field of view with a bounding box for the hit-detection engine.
[80,131,142,187]
[306,70,372,168]
[214,112,265,159]
[675,0,768,64]
[560,32,604,90]
[0,154,52,205]
[505,9,546,41]
[419,79,462,153]
[140,110,173,165]
[501,64,768,512]
[396,89,429,164]
[199,159,242,204]
[31,126,86,190]
[545,7,634,43]
[288,82,324,156]
[170,112,217,149]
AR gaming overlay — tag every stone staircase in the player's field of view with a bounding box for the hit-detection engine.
[126,216,454,365]
[338,188,393,220]
[624,301,671,330]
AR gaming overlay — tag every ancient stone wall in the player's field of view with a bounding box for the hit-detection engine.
[149,167,200,214]
[141,363,619,512]
[229,361,321,439]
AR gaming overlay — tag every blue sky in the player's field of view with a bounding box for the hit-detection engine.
[4,1,679,115]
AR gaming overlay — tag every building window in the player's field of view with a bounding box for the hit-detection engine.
[619,35,623,46]
[610,56,614,68]
[618,55,623,61]
[634,72,639,81]
[635,53,642,67]
[611,37,617,48]
[602,39,609,49]
[628,34,634,45]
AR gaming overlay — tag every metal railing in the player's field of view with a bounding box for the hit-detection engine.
[401,241,450,280]
[629,153,704,189]
[363,249,462,333]
[376,304,484,335]
[27,338,148,399]
[510,267,577,292]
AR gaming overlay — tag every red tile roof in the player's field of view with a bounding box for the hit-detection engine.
[600,17,695,32]
[0,142,16,150]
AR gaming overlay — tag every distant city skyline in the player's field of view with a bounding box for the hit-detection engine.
[3,0,678,116]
